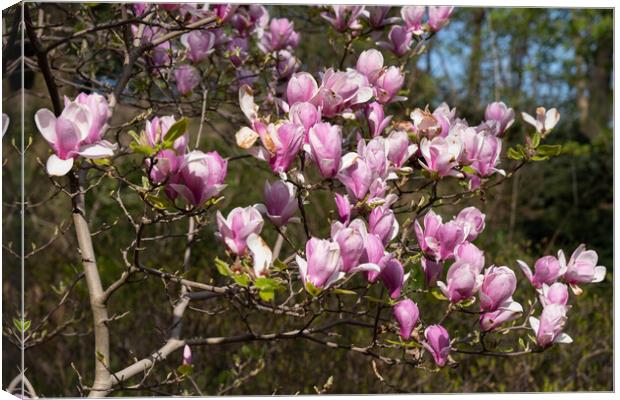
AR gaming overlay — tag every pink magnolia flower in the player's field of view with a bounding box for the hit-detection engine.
[358,137,390,181]
[428,6,454,32]
[438,260,483,303]
[378,257,406,298]
[539,282,569,307]
[307,122,342,178]
[379,25,412,58]
[286,72,319,106]
[174,64,201,96]
[211,4,238,22]
[260,18,299,52]
[479,305,523,332]
[414,210,443,255]
[454,206,486,241]
[256,180,298,227]
[453,242,485,272]
[561,244,606,287]
[182,345,192,365]
[369,205,399,245]
[312,69,373,117]
[276,50,300,79]
[226,37,249,67]
[356,50,384,84]
[132,25,171,66]
[401,6,425,35]
[374,66,405,104]
[393,299,419,340]
[479,266,517,312]
[253,123,304,174]
[529,304,572,348]
[334,193,353,224]
[435,221,467,261]
[289,102,321,135]
[321,6,367,32]
[521,107,560,134]
[470,134,503,178]
[517,255,564,289]
[296,238,344,289]
[484,101,515,136]
[366,6,397,28]
[421,257,444,287]
[181,30,215,64]
[337,153,373,200]
[423,325,451,367]
[386,130,417,168]
[363,233,392,283]
[366,102,392,137]
[148,149,183,185]
[169,150,228,206]
[133,3,148,16]
[215,206,264,255]
[65,93,110,144]
[331,219,367,273]
[419,135,463,177]
[35,102,115,176]
[144,116,188,154]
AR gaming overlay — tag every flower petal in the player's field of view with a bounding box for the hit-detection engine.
[35,109,58,144]
[46,154,74,176]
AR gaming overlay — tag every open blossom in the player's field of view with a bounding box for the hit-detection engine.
[517,255,564,289]
[484,101,515,136]
[454,207,485,241]
[66,93,110,144]
[296,238,344,289]
[386,130,417,168]
[257,123,304,173]
[480,305,523,332]
[479,266,517,312]
[529,304,572,348]
[374,66,405,104]
[368,205,399,245]
[276,50,300,79]
[286,72,319,106]
[539,282,569,307]
[181,30,215,63]
[522,107,560,134]
[148,149,183,185]
[379,25,413,58]
[560,244,606,287]
[216,206,264,255]
[321,5,367,32]
[415,211,468,262]
[414,210,442,255]
[366,102,392,137]
[331,219,366,273]
[260,18,299,52]
[423,325,451,367]
[401,6,425,34]
[256,180,298,226]
[35,101,116,176]
[169,151,227,206]
[393,299,419,340]
[356,50,384,84]
[428,6,454,32]
[226,37,249,67]
[419,135,463,177]
[307,122,342,178]
[438,260,483,303]
[312,68,373,117]
[174,64,201,96]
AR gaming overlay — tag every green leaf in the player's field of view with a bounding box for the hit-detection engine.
[13,318,30,333]
[537,144,562,157]
[518,337,526,349]
[214,258,231,277]
[507,147,524,160]
[258,288,275,302]
[130,141,155,156]
[333,289,357,295]
[273,259,288,271]
[305,282,322,297]
[163,117,189,148]
[461,165,476,175]
[232,273,250,287]
[430,288,448,301]
[531,132,541,148]
[177,364,193,376]
[457,296,476,308]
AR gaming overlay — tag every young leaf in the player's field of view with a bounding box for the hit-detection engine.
[214,258,232,277]
[163,117,189,147]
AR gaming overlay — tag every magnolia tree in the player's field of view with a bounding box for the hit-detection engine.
[7,3,607,397]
